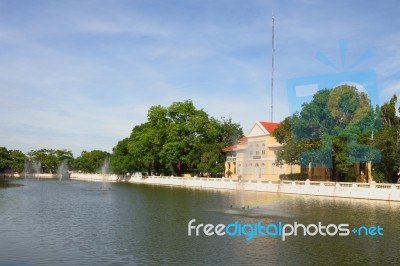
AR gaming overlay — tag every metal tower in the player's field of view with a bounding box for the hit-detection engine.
[270,14,275,122]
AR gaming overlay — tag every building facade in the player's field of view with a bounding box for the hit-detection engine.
[223,121,373,182]
[223,121,300,181]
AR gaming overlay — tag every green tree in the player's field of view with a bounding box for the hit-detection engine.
[120,100,242,176]
[273,85,380,181]
[55,149,73,164]
[72,150,110,173]
[110,138,137,175]
[27,149,55,173]
[372,95,400,183]
[0,147,11,174]
[27,149,73,173]
[9,150,26,173]
[197,144,224,175]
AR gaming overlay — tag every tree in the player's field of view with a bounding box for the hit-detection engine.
[273,85,380,181]
[27,149,55,173]
[372,95,400,183]
[110,138,137,175]
[9,150,26,173]
[72,150,110,173]
[197,144,224,175]
[0,147,11,174]
[0,148,29,174]
[55,150,73,164]
[27,149,73,173]
[216,117,243,148]
[116,100,243,176]
[158,100,212,174]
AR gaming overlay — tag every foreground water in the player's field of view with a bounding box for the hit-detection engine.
[0,179,399,265]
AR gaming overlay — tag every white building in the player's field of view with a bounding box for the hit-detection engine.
[223,121,300,181]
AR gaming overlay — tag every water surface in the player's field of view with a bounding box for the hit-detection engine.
[0,179,399,265]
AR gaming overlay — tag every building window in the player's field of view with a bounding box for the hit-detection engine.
[227,154,236,162]
[262,150,265,155]
[255,163,260,176]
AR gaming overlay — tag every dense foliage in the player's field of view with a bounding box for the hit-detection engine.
[0,147,27,173]
[72,150,110,173]
[2,95,398,182]
[0,101,241,176]
[27,149,73,173]
[372,95,400,182]
[110,100,243,176]
[273,85,381,182]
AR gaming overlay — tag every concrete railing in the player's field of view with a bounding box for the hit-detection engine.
[70,173,119,182]
[127,175,400,201]
[19,172,400,201]
[23,173,58,179]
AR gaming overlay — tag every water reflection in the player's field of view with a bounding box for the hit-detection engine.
[0,179,399,265]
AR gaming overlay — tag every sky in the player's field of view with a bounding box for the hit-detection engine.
[0,0,399,157]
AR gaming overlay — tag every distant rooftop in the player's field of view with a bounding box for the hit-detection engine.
[259,121,280,134]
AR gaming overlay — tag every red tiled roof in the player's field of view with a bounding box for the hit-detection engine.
[222,122,280,151]
[259,122,280,134]
[222,145,237,152]
[222,136,247,152]
[238,137,248,143]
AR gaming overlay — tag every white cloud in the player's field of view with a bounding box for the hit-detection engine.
[0,0,400,156]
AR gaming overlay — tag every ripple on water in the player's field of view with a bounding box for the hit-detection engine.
[0,179,399,265]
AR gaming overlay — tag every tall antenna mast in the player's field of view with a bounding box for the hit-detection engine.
[270,13,275,122]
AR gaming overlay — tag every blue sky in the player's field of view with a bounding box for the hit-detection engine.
[0,0,399,156]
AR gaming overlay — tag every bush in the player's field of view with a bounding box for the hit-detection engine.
[279,173,308,181]
[342,173,356,182]
[372,170,387,183]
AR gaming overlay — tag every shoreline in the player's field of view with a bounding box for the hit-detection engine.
[7,173,400,202]
[128,175,400,202]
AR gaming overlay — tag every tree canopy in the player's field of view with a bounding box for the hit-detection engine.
[0,100,242,177]
[110,100,243,176]
[27,149,73,173]
[1,93,400,183]
[110,138,136,175]
[372,94,400,182]
[0,147,12,173]
[72,150,110,173]
[273,85,381,181]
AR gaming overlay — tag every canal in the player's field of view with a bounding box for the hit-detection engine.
[0,179,399,265]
